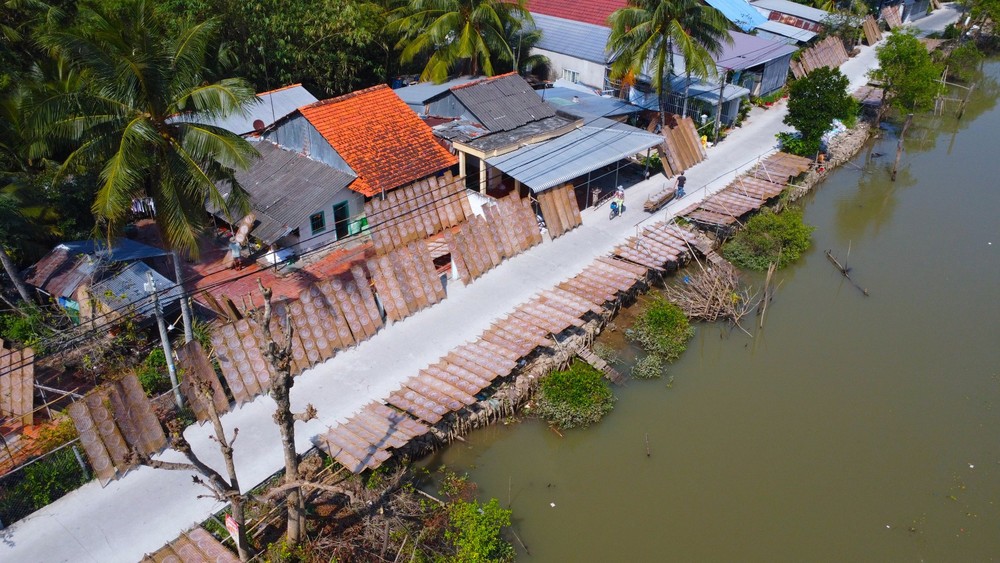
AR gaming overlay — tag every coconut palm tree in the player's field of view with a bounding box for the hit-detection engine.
[387,0,533,83]
[608,0,731,126]
[36,0,258,342]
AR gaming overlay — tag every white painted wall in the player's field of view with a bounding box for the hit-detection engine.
[534,48,608,91]
[281,190,366,254]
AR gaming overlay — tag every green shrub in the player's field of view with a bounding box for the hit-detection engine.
[722,207,815,271]
[445,498,515,563]
[625,296,694,362]
[0,447,90,523]
[0,303,52,353]
[631,354,664,380]
[776,132,820,157]
[136,348,172,396]
[533,360,615,429]
[942,23,960,40]
[34,416,78,453]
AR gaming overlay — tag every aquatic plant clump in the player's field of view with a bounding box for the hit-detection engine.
[721,207,815,270]
[631,354,664,380]
[625,296,694,362]
[534,360,615,429]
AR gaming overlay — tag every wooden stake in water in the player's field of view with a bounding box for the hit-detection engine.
[892,113,913,181]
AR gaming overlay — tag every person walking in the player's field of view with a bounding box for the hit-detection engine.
[676,171,687,198]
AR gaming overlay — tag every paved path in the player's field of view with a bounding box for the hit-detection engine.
[0,10,960,562]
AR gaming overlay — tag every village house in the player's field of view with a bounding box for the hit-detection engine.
[217,85,458,256]
[403,73,662,211]
[22,239,182,325]
[524,0,797,126]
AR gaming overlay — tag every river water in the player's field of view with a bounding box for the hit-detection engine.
[422,60,1000,561]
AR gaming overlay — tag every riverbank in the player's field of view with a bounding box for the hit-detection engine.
[0,7,967,560]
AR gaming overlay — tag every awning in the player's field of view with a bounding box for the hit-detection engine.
[486,118,663,193]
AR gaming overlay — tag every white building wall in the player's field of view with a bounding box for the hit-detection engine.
[284,190,366,254]
[533,48,608,91]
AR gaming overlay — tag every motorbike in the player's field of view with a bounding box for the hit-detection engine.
[609,200,625,220]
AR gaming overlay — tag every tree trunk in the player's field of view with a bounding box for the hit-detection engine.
[274,377,304,545]
[0,245,33,304]
[682,71,692,119]
[258,280,315,547]
[207,396,250,561]
[171,250,194,343]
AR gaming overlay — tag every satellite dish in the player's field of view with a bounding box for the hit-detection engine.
[252,119,266,132]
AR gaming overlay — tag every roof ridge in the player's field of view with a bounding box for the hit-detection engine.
[450,72,519,91]
[298,84,391,111]
[258,83,304,96]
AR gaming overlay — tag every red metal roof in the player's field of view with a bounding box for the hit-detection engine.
[527,0,625,27]
[298,85,458,197]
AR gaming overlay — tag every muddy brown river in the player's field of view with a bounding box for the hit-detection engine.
[422,60,1000,561]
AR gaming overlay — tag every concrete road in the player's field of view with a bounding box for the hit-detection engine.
[0,10,960,562]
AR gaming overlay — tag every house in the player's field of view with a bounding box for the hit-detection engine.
[417,73,662,204]
[750,0,832,33]
[529,13,613,90]
[23,239,181,325]
[223,85,457,253]
[525,0,795,126]
[170,84,318,136]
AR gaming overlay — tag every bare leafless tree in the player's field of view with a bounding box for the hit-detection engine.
[132,382,252,561]
[257,280,317,547]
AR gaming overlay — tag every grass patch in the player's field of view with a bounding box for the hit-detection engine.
[533,360,615,429]
[721,207,814,270]
[625,296,694,362]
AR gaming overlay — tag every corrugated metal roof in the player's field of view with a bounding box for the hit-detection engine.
[527,0,625,27]
[704,0,767,31]
[712,30,798,70]
[24,238,170,298]
[91,262,182,318]
[394,77,478,110]
[751,0,831,23]
[530,13,612,64]
[628,78,750,108]
[60,239,171,262]
[451,74,556,132]
[486,117,663,192]
[542,87,641,118]
[755,20,817,42]
[220,141,357,244]
[170,85,318,136]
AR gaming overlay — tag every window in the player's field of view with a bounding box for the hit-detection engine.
[562,69,580,83]
[333,201,350,239]
[309,211,326,235]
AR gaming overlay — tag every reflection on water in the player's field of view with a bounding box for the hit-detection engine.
[422,61,1000,561]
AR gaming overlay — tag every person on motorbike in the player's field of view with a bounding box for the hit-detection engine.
[612,186,625,216]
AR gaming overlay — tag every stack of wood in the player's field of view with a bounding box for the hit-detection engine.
[536,183,582,238]
[656,115,706,178]
[663,260,757,323]
[790,36,850,79]
[643,183,677,212]
[862,15,883,45]
[881,5,903,29]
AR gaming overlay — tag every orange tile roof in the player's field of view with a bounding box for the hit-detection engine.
[299,85,458,197]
